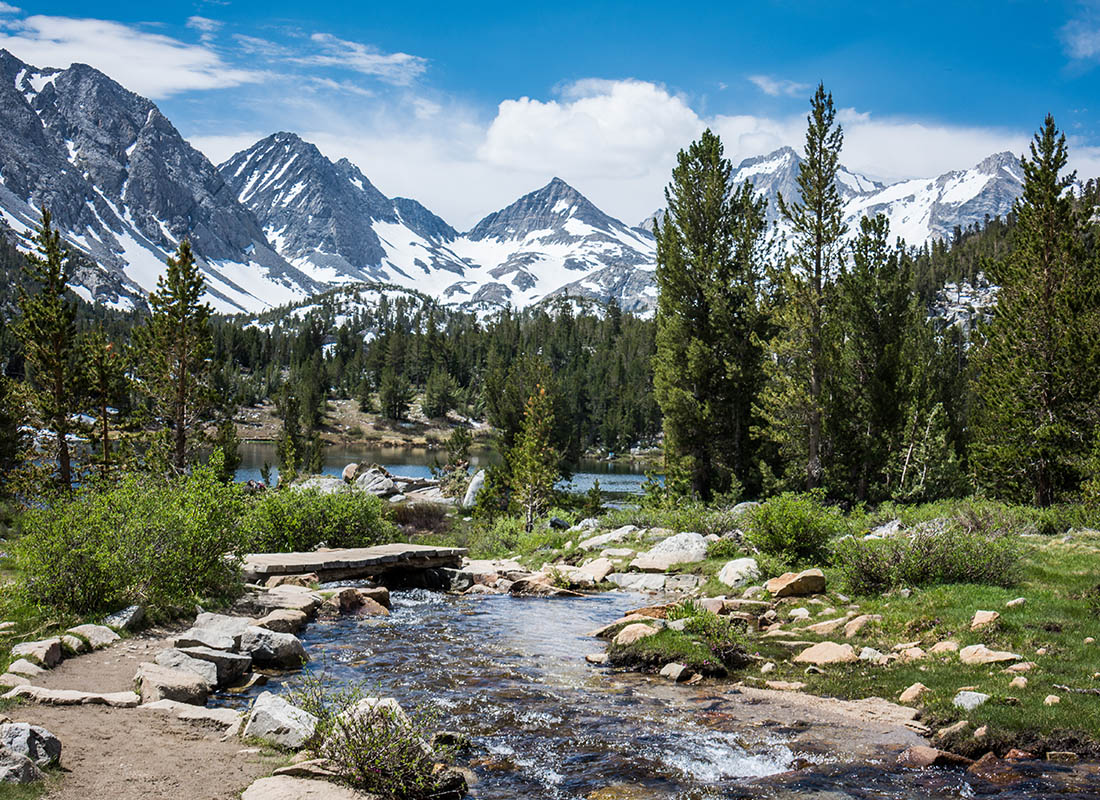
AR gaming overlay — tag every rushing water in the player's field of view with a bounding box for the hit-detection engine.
[234,441,654,495]
[230,590,1100,799]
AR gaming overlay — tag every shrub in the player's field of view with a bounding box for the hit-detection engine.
[705,537,743,560]
[607,609,749,675]
[463,516,525,559]
[293,675,448,800]
[16,459,246,614]
[745,491,849,564]
[833,525,1022,595]
[241,488,395,553]
[390,502,451,533]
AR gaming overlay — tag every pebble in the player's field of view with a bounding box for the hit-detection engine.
[1009,676,1028,690]
[1085,637,1095,645]
[760,662,776,674]
[1005,597,1026,608]
[1044,695,1060,706]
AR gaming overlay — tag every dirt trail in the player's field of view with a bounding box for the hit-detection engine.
[3,630,278,800]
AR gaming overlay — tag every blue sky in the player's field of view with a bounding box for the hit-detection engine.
[2,1,1099,226]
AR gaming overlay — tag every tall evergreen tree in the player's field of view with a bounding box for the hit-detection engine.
[653,129,768,500]
[84,328,130,480]
[15,210,82,490]
[136,239,213,471]
[761,84,847,490]
[510,385,561,532]
[971,115,1100,505]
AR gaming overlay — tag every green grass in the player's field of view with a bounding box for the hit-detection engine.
[0,775,56,800]
[608,628,726,675]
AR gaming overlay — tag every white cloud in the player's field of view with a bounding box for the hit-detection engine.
[186,15,222,44]
[748,75,811,97]
[0,15,265,98]
[295,33,427,85]
[0,3,20,14]
[1062,15,1100,59]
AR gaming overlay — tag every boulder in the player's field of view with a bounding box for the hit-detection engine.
[243,692,318,750]
[66,624,120,650]
[613,624,659,646]
[178,646,252,685]
[239,627,308,669]
[764,680,806,691]
[929,640,960,654]
[792,642,857,665]
[717,557,760,589]
[461,469,486,509]
[1009,676,1028,690]
[899,683,928,704]
[6,659,45,678]
[1044,694,1060,706]
[953,691,990,711]
[958,644,1020,665]
[254,609,309,634]
[765,569,826,598]
[135,663,211,705]
[579,526,638,551]
[971,610,1000,631]
[341,462,359,483]
[665,574,701,592]
[60,635,88,655]
[2,686,138,707]
[10,638,62,668]
[540,564,596,590]
[192,613,256,648]
[355,586,391,609]
[1005,597,1026,609]
[0,724,60,768]
[605,573,666,592]
[579,558,615,583]
[968,752,1023,785]
[659,662,690,683]
[898,746,973,768]
[629,532,708,572]
[296,476,346,494]
[0,674,29,690]
[805,617,847,635]
[104,604,145,631]
[249,587,322,617]
[843,614,881,638]
[463,584,502,595]
[0,747,42,784]
[174,628,236,653]
[241,776,364,799]
[138,699,242,729]
[859,647,886,664]
[154,648,219,687]
[265,574,318,589]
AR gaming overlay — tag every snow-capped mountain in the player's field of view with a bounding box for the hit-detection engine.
[0,49,318,313]
[224,137,659,313]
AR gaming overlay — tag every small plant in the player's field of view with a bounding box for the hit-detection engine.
[745,491,849,565]
[705,536,743,560]
[241,488,395,553]
[666,598,701,621]
[582,479,603,519]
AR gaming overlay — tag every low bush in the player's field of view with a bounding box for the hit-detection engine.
[16,459,246,614]
[833,524,1022,595]
[600,502,744,537]
[390,502,452,534]
[745,491,849,565]
[607,608,749,675]
[705,537,743,561]
[241,488,395,553]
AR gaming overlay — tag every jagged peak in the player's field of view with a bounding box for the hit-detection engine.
[975,151,1023,176]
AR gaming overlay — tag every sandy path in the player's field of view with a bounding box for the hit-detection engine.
[4,629,277,800]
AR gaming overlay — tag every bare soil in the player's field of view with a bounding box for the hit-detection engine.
[3,630,280,800]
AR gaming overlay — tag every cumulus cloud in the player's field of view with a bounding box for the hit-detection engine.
[0,15,264,97]
[295,33,427,85]
[0,3,20,14]
[748,75,811,97]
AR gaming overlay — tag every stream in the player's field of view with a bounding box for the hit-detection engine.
[231,590,1100,799]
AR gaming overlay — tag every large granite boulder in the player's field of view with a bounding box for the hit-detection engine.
[0,723,61,768]
[717,557,760,588]
[765,569,827,597]
[65,624,121,650]
[10,638,62,668]
[629,532,708,572]
[0,747,42,784]
[243,692,317,750]
[239,627,308,669]
[461,469,486,509]
[134,662,211,705]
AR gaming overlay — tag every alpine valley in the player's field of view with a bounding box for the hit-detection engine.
[0,49,1024,317]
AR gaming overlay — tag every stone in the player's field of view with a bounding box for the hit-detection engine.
[579,558,615,583]
[2,686,139,707]
[959,644,1021,665]
[463,584,501,595]
[461,469,486,508]
[843,614,881,638]
[789,608,811,621]
[178,646,252,685]
[765,569,826,598]
[971,610,1000,630]
[605,573,666,592]
[600,548,635,559]
[742,585,765,599]
[793,642,857,665]
[953,691,990,711]
[243,692,318,750]
[1086,637,1095,644]
[65,624,120,650]
[354,470,395,496]
[1044,694,1060,706]
[899,683,928,704]
[154,648,219,687]
[0,747,43,784]
[174,627,237,653]
[540,564,597,590]
[659,662,690,683]
[579,526,639,551]
[805,617,847,635]
[929,640,960,654]
[585,653,608,665]
[6,659,45,678]
[760,662,776,674]
[341,463,358,483]
[139,699,241,729]
[613,624,659,646]
[1005,597,1026,608]
[629,532,708,571]
[1009,676,1028,689]
[191,613,256,648]
[10,638,62,668]
[272,759,340,780]
[104,604,145,631]
[60,635,88,655]
[0,723,61,768]
[765,680,806,691]
[135,662,211,705]
[716,558,760,588]
[898,745,973,768]
[241,776,365,799]
[664,574,701,593]
[1046,751,1079,764]
[859,647,885,663]
[239,627,308,669]
[265,574,318,589]
[899,647,927,662]
[355,586,391,609]
[255,609,309,634]
[354,597,390,617]
[0,674,29,690]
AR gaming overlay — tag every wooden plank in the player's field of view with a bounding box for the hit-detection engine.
[242,544,467,578]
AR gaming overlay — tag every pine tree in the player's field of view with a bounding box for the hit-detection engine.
[136,239,213,471]
[15,210,82,490]
[653,129,768,500]
[421,367,458,419]
[510,385,561,532]
[84,328,130,480]
[761,84,847,490]
[0,376,28,491]
[212,418,242,483]
[378,367,413,421]
[971,115,1100,505]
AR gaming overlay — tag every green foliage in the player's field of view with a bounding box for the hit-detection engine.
[745,491,849,564]
[240,488,395,553]
[509,385,561,532]
[581,479,603,519]
[15,456,246,614]
[135,239,213,471]
[833,524,1022,595]
[378,367,413,421]
[211,421,242,483]
[607,609,749,675]
[82,329,130,480]
[292,674,444,800]
[705,536,743,561]
[971,115,1100,506]
[654,128,769,500]
[0,376,29,492]
[420,367,458,418]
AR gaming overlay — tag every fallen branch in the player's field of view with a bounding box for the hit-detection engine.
[1053,683,1100,696]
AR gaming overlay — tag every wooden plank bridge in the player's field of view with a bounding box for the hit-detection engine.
[242,543,467,583]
